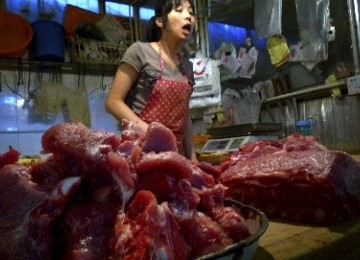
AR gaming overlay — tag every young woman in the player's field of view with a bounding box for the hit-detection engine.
[105,0,197,160]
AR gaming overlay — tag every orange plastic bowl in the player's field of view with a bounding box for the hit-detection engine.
[64,5,102,39]
[0,11,33,59]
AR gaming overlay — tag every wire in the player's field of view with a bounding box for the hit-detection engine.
[1,72,28,100]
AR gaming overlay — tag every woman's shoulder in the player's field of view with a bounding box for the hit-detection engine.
[122,41,157,70]
[124,41,157,62]
[127,41,153,53]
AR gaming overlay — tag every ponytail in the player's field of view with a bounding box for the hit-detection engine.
[146,16,161,42]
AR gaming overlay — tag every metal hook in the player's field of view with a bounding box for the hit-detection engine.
[77,64,86,87]
[101,69,106,91]
[17,59,24,85]
[27,61,32,98]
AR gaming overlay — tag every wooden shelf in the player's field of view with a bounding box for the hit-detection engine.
[261,80,348,104]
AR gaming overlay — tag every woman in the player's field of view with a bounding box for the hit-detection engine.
[105,0,197,160]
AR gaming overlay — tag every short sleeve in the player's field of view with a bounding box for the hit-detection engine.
[121,41,143,72]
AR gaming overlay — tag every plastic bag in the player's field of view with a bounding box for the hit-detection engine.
[190,55,222,108]
[295,0,329,63]
[254,0,282,39]
[237,46,258,78]
[267,34,290,67]
[254,80,275,101]
[220,52,242,77]
[221,87,261,125]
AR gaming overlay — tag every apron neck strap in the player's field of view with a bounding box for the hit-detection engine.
[157,42,188,82]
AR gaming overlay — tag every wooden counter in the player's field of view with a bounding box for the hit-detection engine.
[254,154,360,259]
[254,218,360,259]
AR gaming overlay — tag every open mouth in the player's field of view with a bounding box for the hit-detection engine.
[182,24,192,34]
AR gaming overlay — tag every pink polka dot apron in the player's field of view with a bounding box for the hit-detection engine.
[140,45,192,155]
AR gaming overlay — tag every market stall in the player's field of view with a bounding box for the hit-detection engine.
[1,0,360,259]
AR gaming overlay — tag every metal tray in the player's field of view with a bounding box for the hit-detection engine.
[198,199,269,260]
[207,123,282,138]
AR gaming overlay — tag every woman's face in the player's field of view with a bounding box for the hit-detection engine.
[165,0,195,41]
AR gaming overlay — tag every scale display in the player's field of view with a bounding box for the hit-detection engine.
[201,135,278,154]
[201,137,246,153]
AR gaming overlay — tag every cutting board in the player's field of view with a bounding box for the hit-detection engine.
[254,218,360,259]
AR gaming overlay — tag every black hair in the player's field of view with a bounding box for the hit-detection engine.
[146,0,195,42]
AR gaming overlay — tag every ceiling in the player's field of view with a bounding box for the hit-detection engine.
[115,0,300,36]
[207,0,299,36]
[112,0,351,47]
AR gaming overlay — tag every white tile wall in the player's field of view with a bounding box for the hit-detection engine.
[0,133,19,152]
[18,132,44,156]
[0,71,119,157]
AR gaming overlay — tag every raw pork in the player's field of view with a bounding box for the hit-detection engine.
[220,133,360,225]
[0,146,20,168]
[0,121,251,259]
[0,163,81,259]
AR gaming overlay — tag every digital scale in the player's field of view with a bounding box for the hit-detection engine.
[198,124,282,163]
[201,135,278,154]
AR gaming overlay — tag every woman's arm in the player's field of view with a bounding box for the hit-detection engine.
[105,63,149,132]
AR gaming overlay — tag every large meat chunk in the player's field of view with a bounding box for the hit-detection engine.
[220,133,360,225]
[142,122,178,153]
[0,164,46,259]
[111,190,189,260]
[59,203,118,259]
[41,122,122,166]
[197,185,251,242]
[1,121,252,259]
[42,122,136,205]
[135,151,194,203]
[174,208,233,259]
[0,164,80,259]
[0,146,20,169]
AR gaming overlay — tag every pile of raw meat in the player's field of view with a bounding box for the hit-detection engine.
[0,121,251,260]
[219,133,360,225]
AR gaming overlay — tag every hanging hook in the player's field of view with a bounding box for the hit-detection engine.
[77,64,86,87]
[77,64,82,87]
[17,59,24,86]
[27,61,32,99]
[101,69,106,91]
